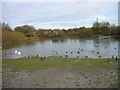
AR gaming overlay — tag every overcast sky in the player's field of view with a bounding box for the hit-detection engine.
[1,0,118,29]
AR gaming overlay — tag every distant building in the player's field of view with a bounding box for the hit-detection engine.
[50,29,60,34]
[44,30,51,35]
[35,29,61,35]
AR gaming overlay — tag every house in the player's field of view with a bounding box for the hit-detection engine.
[35,29,61,35]
[44,30,51,35]
[50,29,60,34]
[44,31,49,35]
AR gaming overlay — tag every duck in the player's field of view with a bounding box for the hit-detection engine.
[81,49,83,51]
[99,56,101,58]
[78,51,80,54]
[36,54,39,57]
[97,52,99,54]
[65,55,68,58]
[104,47,107,49]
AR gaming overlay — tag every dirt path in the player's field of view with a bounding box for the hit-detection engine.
[3,65,118,88]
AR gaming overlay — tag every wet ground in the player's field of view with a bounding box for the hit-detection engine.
[3,65,118,88]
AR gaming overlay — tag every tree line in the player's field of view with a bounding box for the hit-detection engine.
[13,21,119,37]
[1,21,119,49]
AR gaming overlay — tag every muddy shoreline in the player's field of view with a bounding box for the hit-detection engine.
[3,66,118,88]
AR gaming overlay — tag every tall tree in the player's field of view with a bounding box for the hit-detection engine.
[92,21,100,33]
[99,21,110,31]
[14,25,35,34]
[92,21,110,34]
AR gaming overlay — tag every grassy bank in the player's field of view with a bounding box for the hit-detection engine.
[2,56,118,72]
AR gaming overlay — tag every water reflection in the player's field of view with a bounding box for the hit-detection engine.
[51,39,67,43]
[3,36,118,59]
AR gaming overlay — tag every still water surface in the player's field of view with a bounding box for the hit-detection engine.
[3,36,118,59]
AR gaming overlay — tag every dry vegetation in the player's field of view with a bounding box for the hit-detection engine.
[2,30,26,49]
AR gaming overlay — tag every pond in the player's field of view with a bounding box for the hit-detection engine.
[2,36,118,59]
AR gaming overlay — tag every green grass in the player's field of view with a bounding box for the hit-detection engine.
[109,83,118,88]
[2,56,118,72]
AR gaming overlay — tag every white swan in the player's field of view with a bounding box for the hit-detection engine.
[17,51,21,55]
[15,50,22,55]
[15,50,18,54]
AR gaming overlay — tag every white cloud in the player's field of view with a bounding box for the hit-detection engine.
[23,19,95,29]
[2,2,118,29]
[97,16,108,21]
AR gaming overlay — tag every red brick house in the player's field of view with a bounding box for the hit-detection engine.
[50,29,60,34]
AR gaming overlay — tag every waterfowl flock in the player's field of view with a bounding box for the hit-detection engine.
[3,46,118,60]
[50,46,118,59]
[3,50,22,56]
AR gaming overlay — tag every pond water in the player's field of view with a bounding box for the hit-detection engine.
[2,36,118,59]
